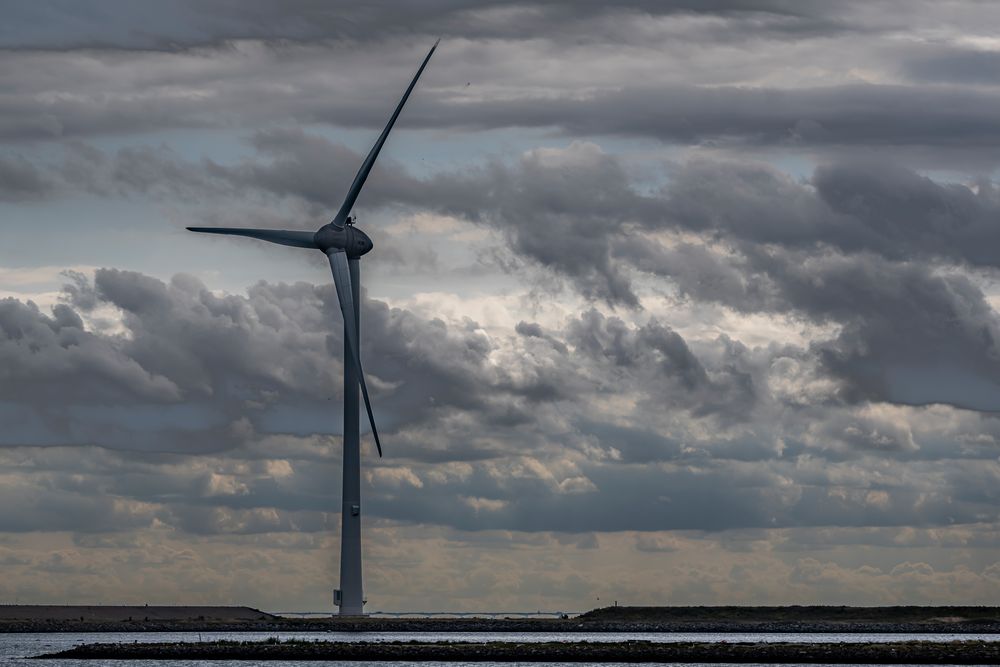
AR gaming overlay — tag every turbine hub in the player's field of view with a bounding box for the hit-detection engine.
[314,224,374,258]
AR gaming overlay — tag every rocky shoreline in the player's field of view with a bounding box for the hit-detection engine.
[37,639,1000,663]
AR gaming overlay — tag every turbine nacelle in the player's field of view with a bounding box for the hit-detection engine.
[314,223,374,258]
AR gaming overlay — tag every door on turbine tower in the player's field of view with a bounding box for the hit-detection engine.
[334,589,342,607]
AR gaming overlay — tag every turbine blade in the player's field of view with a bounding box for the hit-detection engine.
[186,227,318,249]
[327,250,383,457]
[330,40,439,229]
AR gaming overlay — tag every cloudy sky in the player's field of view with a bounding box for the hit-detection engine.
[4,0,1000,612]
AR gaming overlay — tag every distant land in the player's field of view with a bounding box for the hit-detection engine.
[0,605,273,622]
[579,605,1000,624]
[3,605,1000,633]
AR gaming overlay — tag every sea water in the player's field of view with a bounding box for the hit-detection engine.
[1,630,996,666]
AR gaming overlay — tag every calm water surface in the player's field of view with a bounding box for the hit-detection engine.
[2,631,995,666]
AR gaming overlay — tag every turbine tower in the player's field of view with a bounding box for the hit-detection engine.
[187,41,438,615]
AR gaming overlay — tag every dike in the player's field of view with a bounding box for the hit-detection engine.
[37,639,1000,663]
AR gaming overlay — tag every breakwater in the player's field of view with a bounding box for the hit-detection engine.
[37,638,1000,663]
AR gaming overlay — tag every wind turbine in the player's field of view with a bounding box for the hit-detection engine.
[187,41,439,615]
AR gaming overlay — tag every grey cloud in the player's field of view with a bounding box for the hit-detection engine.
[616,160,1000,413]
[0,297,181,408]
[28,137,1000,416]
[515,321,544,338]
[657,157,1000,277]
[0,1,852,51]
[7,430,998,537]
[8,131,416,220]
[568,310,717,403]
[184,136,646,303]
[0,154,53,201]
[359,295,594,435]
[23,134,1000,415]
[13,75,1000,158]
[635,534,679,552]
[650,158,1000,293]
[654,246,1000,413]
[222,128,421,218]
[4,268,1000,537]
[807,412,917,457]
[516,320,568,354]
[364,454,999,533]
[0,267,803,535]
[576,419,682,464]
[424,144,651,306]
[415,84,1000,153]
[165,505,332,536]
[0,272,333,452]
[0,268,588,457]
[39,139,1000,288]
[811,161,1000,269]
[60,270,100,311]
[15,137,652,303]
[6,5,1000,166]
[811,260,1000,411]
[563,308,759,423]
[128,143,1000,315]
[0,474,158,533]
[902,47,1000,84]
